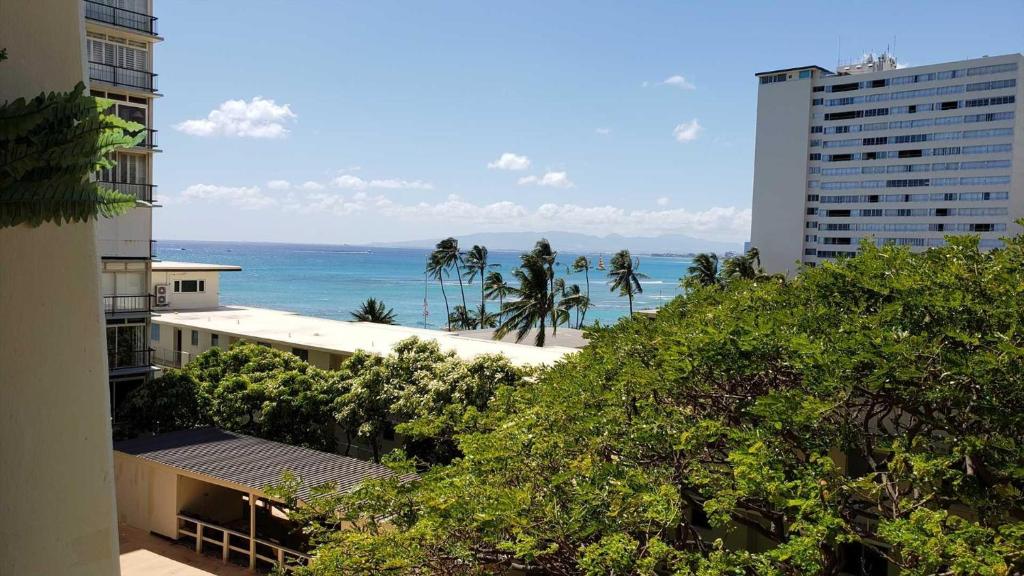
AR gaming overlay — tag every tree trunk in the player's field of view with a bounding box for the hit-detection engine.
[439,277,451,331]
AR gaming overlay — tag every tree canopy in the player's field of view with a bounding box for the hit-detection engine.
[296,233,1024,575]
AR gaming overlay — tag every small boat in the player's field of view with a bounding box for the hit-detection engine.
[596,256,605,271]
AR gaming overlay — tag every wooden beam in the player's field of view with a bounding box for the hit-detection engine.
[249,493,256,570]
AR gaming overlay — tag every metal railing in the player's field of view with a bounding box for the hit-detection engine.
[88,61,158,92]
[98,181,155,203]
[154,350,191,369]
[127,128,158,149]
[177,514,310,572]
[108,348,152,371]
[104,294,153,314]
[84,0,158,35]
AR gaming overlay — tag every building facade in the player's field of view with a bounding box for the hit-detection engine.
[750,53,1023,274]
[84,0,163,416]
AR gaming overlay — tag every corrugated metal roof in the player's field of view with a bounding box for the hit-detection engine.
[114,428,406,500]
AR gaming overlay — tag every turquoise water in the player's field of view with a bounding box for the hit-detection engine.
[155,240,691,329]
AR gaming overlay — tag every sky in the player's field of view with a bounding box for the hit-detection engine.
[152,0,1024,245]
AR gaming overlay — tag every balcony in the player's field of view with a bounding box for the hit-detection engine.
[89,61,158,93]
[104,294,153,315]
[99,181,155,203]
[108,348,153,372]
[153,350,191,370]
[128,128,158,150]
[84,0,158,36]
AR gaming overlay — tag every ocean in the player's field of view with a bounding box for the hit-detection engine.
[155,240,691,330]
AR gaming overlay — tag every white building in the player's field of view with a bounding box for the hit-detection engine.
[150,263,580,370]
[750,53,1023,274]
[85,0,163,415]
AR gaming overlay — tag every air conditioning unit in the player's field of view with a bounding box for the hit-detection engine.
[155,284,169,306]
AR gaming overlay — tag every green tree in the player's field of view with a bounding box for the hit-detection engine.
[531,239,559,336]
[608,249,646,315]
[432,237,467,316]
[464,244,497,328]
[298,232,1024,575]
[0,82,141,228]
[571,255,593,327]
[350,297,396,324]
[117,371,206,436]
[720,246,767,281]
[684,252,721,289]
[483,270,512,324]
[425,251,452,331]
[494,250,552,347]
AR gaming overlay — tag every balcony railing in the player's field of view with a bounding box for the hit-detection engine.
[177,514,310,572]
[89,61,158,92]
[154,350,191,369]
[108,348,153,371]
[84,0,158,35]
[104,294,153,314]
[98,181,155,203]
[128,128,158,149]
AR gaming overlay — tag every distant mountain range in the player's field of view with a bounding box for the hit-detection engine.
[370,231,743,255]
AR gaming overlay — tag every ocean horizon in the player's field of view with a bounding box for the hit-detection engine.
[155,239,692,330]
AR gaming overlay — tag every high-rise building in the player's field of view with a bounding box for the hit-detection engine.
[750,53,1023,275]
[84,0,162,416]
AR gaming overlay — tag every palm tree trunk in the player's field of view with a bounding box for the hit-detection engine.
[549,271,558,337]
[439,276,451,330]
[536,314,546,347]
[628,292,633,315]
[480,272,486,325]
[454,260,468,311]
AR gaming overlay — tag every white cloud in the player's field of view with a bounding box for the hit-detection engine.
[179,184,276,210]
[656,196,670,206]
[300,181,325,191]
[518,171,574,188]
[487,152,531,171]
[673,119,702,143]
[595,128,611,135]
[175,97,297,138]
[331,174,434,191]
[662,74,696,90]
[266,179,291,190]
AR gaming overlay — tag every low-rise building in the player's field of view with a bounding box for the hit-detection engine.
[150,262,579,369]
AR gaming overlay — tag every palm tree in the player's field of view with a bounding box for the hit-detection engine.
[350,298,396,324]
[608,249,647,315]
[531,239,558,335]
[558,282,589,329]
[432,237,467,312]
[484,271,512,324]
[721,247,767,282]
[571,256,592,327]
[684,252,721,289]
[448,305,477,330]
[464,245,497,330]
[425,252,452,331]
[494,252,552,347]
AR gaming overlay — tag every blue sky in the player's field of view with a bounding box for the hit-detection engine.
[153,0,1024,245]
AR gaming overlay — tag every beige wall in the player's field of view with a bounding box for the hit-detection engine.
[152,269,222,310]
[0,1,121,574]
[96,207,153,258]
[749,71,814,275]
[178,476,246,525]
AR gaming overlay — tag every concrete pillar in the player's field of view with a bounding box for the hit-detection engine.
[0,1,121,575]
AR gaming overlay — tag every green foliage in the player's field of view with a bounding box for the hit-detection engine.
[351,297,397,324]
[0,82,141,228]
[608,249,647,314]
[301,233,1024,575]
[116,370,205,437]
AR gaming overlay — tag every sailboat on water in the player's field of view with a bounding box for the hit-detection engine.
[596,255,605,271]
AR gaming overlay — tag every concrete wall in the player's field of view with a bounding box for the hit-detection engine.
[750,72,813,275]
[96,207,153,258]
[0,1,121,574]
[177,476,246,525]
[152,269,222,310]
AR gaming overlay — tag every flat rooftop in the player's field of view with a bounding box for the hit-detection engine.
[153,261,242,272]
[154,306,578,367]
[456,326,590,349]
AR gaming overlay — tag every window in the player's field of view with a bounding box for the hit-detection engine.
[191,330,199,346]
[173,279,205,293]
[211,333,219,347]
[798,70,812,79]
[292,347,309,361]
[150,323,160,341]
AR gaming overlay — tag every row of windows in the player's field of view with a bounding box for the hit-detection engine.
[820,96,1015,120]
[820,62,1017,93]
[819,127,1014,148]
[825,79,1016,106]
[816,111,1014,134]
[813,207,1008,217]
[818,143,1013,162]
[813,176,1011,190]
[815,191,1009,203]
[815,160,1012,176]
[819,222,1006,232]
[151,325,219,348]
[813,237,1005,257]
